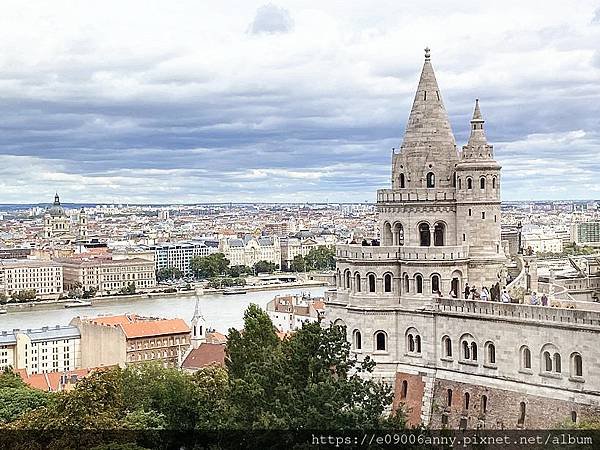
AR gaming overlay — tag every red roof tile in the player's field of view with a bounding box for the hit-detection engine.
[181,343,225,369]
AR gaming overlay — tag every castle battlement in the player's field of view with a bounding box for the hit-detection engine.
[336,243,469,262]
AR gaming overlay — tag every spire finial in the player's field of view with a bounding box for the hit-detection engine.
[472,98,483,122]
[424,47,431,61]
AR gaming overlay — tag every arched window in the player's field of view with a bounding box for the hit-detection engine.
[333,319,346,333]
[393,222,404,246]
[492,177,497,189]
[452,173,456,187]
[384,273,392,293]
[467,177,473,189]
[415,335,421,353]
[434,222,445,246]
[419,223,431,246]
[404,273,410,293]
[571,353,583,377]
[353,330,362,350]
[431,274,440,294]
[415,274,423,294]
[521,346,532,370]
[375,331,387,351]
[518,402,526,426]
[426,172,435,188]
[355,273,361,292]
[480,177,486,189]
[486,342,496,365]
[382,222,393,246]
[447,389,453,407]
[571,411,577,423]
[344,270,351,289]
[408,334,415,352]
[458,178,462,189]
[464,392,470,410]
[399,173,406,188]
[368,273,376,293]
[401,380,408,399]
[442,336,452,358]
[462,341,470,360]
[471,342,478,361]
[544,351,552,372]
[554,353,562,373]
[481,395,488,414]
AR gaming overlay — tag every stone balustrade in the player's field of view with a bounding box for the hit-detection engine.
[434,297,600,327]
[336,243,469,262]
[377,188,457,203]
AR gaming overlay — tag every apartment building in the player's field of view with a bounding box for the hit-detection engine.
[220,235,281,268]
[266,294,325,333]
[145,240,219,275]
[71,314,191,368]
[0,259,63,300]
[571,221,600,247]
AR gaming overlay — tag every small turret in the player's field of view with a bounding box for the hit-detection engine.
[191,293,206,348]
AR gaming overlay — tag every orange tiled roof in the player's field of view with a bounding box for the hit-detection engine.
[17,368,94,392]
[206,331,227,344]
[181,343,225,370]
[86,314,190,339]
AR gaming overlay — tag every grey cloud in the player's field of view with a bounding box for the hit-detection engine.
[248,3,294,35]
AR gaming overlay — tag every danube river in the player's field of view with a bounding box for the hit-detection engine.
[0,286,327,333]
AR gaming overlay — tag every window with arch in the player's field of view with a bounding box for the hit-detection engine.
[571,353,583,378]
[374,331,387,352]
[492,176,497,189]
[384,273,393,293]
[419,223,431,246]
[485,342,496,365]
[521,346,532,370]
[354,273,361,292]
[480,177,486,189]
[458,178,462,189]
[400,380,408,399]
[452,173,457,187]
[541,344,562,374]
[392,222,404,246]
[481,395,488,414]
[460,334,478,363]
[464,392,470,410]
[353,330,362,351]
[415,274,423,294]
[399,173,406,188]
[406,328,422,355]
[467,177,473,189]
[447,389,453,407]
[367,273,376,293]
[518,402,526,427]
[382,222,392,246]
[442,336,452,358]
[433,222,445,246]
[426,172,435,188]
[431,274,441,294]
[333,319,346,334]
[404,273,410,293]
[344,270,351,289]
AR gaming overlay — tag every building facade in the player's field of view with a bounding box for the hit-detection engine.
[571,221,600,247]
[266,294,325,333]
[71,314,191,368]
[220,235,281,268]
[325,49,600,429]
[147,240,219,276]
[43,194,88,240]
[0,325,81,375]
[0,259,63,300]
[57,256,156,295]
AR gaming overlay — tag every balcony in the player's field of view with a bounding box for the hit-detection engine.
[335,243,469,262]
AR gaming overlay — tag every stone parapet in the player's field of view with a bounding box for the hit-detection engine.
[377,188,456,203]
[336,243,469,262]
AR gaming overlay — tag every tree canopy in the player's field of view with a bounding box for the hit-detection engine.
[190,253,230,279]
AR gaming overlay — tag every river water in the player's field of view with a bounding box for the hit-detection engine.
[0,286,327,334]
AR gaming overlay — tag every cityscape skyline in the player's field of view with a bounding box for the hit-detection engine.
[0,1,598,204]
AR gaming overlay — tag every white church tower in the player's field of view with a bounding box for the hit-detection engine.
[191,293,206,349]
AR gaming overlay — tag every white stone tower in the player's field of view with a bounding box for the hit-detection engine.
[78,207,88,239]
[191,294,206,349]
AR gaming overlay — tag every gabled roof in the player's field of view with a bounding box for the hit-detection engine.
[181,343,225,369]
[85,314,190,339]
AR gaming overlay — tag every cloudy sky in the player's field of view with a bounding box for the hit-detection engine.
[0,0,599,204]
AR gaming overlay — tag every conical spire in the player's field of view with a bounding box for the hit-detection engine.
[400,47,456,155]
[467,98,488,147]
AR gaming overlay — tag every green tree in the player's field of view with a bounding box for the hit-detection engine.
[0,292,7,304]
[156,267,183,282]
[304,246,336,271]
[253,260,278,274]
[10,289,37,302]
[290,255,306,272]
[190,253,230,279]
[227,265,253,278]
[119,282,136,295]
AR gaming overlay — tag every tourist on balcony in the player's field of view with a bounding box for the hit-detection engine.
[541,293,548,306]
[464,283,470,299]
[501,289,511,303]
[530,292,539,306]
[480,287,490,301]
[449,288,457,298]
[470,286,480,300]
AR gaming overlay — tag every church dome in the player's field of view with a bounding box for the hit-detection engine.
[47,193,66,217]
